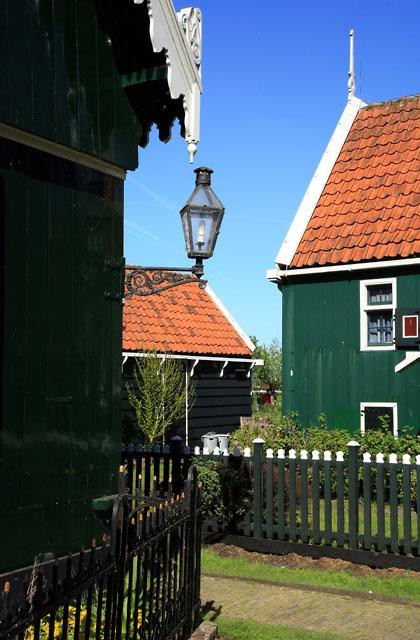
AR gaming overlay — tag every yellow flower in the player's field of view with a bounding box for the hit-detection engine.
[137,611,142,628]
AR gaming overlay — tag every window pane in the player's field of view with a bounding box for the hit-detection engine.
[364,406,394,432]
[367,284,392,304]
[368,311,393,344]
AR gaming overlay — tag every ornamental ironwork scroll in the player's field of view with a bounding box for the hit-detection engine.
[125,267,207,297]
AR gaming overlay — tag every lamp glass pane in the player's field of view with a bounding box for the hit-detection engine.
[190,209,216,256]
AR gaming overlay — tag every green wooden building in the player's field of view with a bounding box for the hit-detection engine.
[0,0,202,573]
[268,94,420,436]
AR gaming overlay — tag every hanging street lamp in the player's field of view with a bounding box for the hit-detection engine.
[125,167,225,297]
[180,167,225,278]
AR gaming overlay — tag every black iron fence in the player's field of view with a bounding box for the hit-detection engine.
[0,467,201,640]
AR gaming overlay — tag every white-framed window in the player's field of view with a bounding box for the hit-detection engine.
[360,278,396,351]
[360,402,398,437]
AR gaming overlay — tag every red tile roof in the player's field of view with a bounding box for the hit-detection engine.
[123,269,252,356]
[291,95,420,268]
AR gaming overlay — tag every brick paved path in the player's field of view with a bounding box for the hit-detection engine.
[202,574,420,639]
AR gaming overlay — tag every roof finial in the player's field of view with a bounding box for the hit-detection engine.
[348,29,355,101]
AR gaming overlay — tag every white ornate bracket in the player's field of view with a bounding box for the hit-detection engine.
[134,1,202,162]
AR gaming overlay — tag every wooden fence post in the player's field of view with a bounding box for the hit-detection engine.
[336,451,345,547]
[300,450,309,543]
[266,449,274,539]
[416,455,420,557]
[362,452,372,551]
[312,450,320,544]
[288,449,297,541]
[376,452,385,552]
[402,454,412,555]
[323,451,332,545]
[389,453,399,553]
[171,436,183,496]
[253,438,265,539]
[348,441,360,550]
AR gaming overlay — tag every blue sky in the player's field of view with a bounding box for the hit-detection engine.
[124,0,420,346]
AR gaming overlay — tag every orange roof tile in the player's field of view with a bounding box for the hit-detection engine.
[291,95,420,268]
[123,268,252,357]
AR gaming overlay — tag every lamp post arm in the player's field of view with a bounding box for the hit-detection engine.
[125,265,207,297]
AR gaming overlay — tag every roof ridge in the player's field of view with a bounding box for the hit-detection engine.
[361,94,420,110]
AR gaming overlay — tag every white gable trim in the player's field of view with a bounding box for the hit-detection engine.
[137,0,202,162]
[267,257,420,282]
[205,285,256,353]
[274,96,366,269]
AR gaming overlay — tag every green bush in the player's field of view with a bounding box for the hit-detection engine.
[231,412,420,459]
[230,413,420,504]
[193,457,250,529]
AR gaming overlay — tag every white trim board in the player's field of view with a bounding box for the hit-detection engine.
[274,96,365,269]
[395,352,420,373]
[205,285,256,353]
[122,352,263,366]
[267,257,420,283]
[360,402,398,438]
[0,122,126,179]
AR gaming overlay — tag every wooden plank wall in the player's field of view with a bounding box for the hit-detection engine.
[0,0,140,169]
[282,268,420,434]
[0,139,124,572]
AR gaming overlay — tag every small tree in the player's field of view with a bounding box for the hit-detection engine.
[250,336,282,394]
[126,353,196,445]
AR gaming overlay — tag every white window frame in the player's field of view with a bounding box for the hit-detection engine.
[360,402,398,437]
[360,277,396,351]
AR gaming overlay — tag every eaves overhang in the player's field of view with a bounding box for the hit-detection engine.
[267,256,420,284]
[97,0,202,162]
[122,352,264,378]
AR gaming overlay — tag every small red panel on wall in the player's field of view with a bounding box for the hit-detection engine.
[395,307,420,349]
[403,315,418,338]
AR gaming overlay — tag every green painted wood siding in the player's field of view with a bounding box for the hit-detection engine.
[0,138,124,571]
[282,268,420,435]
[0,0,140,169]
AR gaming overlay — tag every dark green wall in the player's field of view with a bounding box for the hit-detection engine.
[122,361,252,447]
[0,137,124,571]
[282,268,420,435]
[0,0,140,169]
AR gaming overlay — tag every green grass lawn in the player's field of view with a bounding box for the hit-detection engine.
[201,547,420,601]
[205,616,348,640]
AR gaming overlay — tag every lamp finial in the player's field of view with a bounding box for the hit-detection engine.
[348,29,355,101]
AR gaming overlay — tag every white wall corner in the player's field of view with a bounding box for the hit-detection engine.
[141,1,203,162]
[205,285,256,353]
[272,96,366,272]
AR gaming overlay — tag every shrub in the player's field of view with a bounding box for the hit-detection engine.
[231,412,420,459]
[230,413,420,504]
[193,457,250,530]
